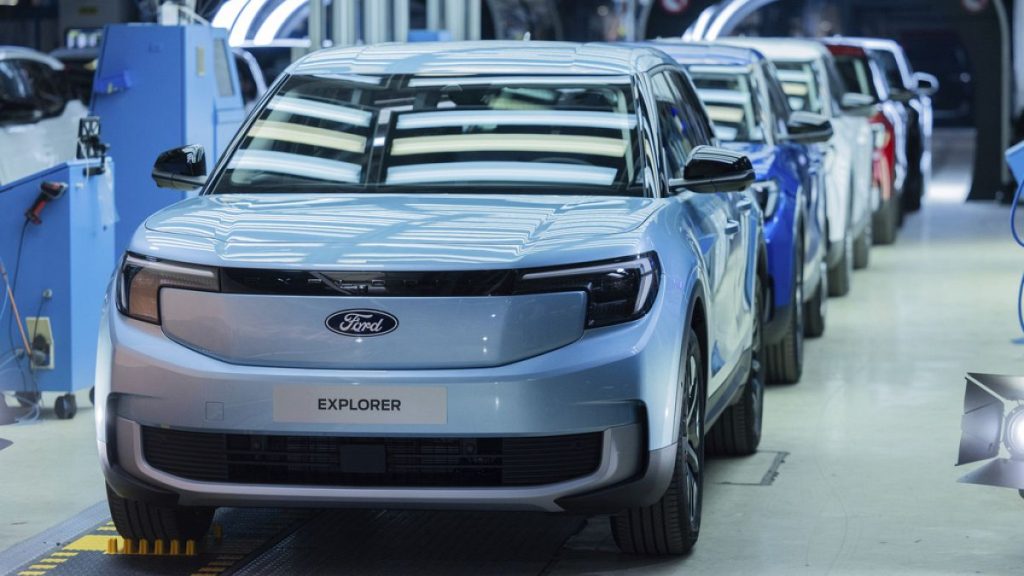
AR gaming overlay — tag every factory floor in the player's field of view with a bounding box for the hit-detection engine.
[2,128,1023,575]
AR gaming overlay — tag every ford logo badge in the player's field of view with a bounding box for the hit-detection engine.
[325,309,399,337]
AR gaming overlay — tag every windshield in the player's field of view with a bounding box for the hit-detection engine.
[209,73,644,196]
[686,65,765,143]
[774,61,822,114]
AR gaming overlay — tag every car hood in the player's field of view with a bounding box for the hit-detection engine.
[138,193,662,270]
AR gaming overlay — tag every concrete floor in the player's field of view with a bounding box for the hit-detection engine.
[2,128,1024,574]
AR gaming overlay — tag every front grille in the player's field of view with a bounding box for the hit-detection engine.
[142,427,603,488]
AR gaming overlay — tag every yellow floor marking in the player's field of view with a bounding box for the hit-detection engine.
[65,534,118,552]
[18,571,47,576]
[50,552,77,557]
[27,566,55,571]
[96,526,118,532]
[36,558,66,564]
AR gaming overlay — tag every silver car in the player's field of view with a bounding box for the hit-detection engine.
[96,41,766,556]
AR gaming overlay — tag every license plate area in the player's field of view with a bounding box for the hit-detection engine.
[273,385,447,425]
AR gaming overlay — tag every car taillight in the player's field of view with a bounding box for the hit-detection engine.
[516,253,660,328]
[117,254,220,324]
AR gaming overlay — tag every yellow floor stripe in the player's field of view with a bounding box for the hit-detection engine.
[27,566,55,571]
[96,526,118,532]
[36,558,66,564]
[50,552,77,557]
[64,534,114,552]
[18,571,47,576]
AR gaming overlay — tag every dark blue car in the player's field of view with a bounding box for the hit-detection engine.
[644,41,832,383]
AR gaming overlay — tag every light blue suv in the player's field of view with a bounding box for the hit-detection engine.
[96,42,766,556]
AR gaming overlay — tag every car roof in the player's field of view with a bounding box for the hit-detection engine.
[718,37,829,62]
[637,40,767,67]
[0,46,63,69]
[829,36,904,54]
[290,41,676,77]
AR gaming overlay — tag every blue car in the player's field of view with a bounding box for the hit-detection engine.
[645,41,832,384]
[96,42,767,556]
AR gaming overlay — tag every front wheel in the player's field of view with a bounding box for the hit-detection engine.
[872,197,899,245]
[611,328,705,556]
[803,263,827,338]
[827,232,852,297]
[708,275,764,456]
[853,219,871,270]
[765,234,803,384]
[107,484,214,541]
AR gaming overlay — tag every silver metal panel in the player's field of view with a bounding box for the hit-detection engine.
[160,290,587,369]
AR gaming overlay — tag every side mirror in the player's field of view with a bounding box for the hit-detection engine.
[913,71,939,96]
[785,111,834,144]
[670,145,755,194]
[152,144,207,190]
[839,93,876,116]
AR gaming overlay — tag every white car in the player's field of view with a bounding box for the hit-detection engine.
[0,46,88,185]
[723,38,875,296]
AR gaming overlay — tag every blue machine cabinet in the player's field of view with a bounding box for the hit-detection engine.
[0,159,115,419]
[91,24,245,256]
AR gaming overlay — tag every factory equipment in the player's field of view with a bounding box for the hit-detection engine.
[91,23,245,255]
[0,156,115,421]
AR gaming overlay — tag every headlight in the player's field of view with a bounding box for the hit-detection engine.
[752,180,780,219]
[516,253,660,328]
[117,254,219,324]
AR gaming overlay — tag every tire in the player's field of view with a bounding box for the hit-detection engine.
[611,328,705,556]
[872,197,898,245]
[827,232,852,297]
[765,234,803,384]
[853,220,870,270]
[803,263,827,338]
[107,483,214,541]
[707,275,764,456]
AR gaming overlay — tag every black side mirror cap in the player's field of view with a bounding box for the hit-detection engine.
[670,145,755,194]
[152,144,207,190]
[785,111,834,144]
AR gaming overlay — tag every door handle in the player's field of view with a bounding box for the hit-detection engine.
[725,220,740,236]
[737,198,753,212]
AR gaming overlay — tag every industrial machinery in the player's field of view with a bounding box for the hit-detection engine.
[0,156,114,421]
[91,23,245,255]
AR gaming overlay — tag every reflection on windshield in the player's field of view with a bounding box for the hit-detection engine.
[775,62,822,114]
[211,74,642,196]
[687,66,764,143]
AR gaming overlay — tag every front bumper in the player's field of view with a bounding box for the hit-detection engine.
[100,418,672,513]
[97,277,690,513]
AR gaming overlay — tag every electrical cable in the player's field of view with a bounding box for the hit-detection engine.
[1013,179,1024,335]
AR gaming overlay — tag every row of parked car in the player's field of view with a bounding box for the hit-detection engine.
[0,34,937,557]
[643,36,937,387]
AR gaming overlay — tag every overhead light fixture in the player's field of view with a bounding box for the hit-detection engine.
[956,373,1024,493]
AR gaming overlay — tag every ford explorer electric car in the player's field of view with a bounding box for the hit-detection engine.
[96,42,766,556]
